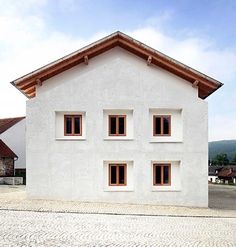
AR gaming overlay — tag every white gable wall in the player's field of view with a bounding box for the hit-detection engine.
[26,47,208,207]
[0,119,26,169]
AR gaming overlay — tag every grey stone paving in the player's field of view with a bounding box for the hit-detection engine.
[1,185,236,218]
[209,184,236,210]
[0,210,236,247]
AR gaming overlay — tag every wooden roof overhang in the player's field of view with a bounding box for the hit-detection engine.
[11,31,223,99]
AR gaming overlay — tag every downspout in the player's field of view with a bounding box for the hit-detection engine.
[13,157,18,177]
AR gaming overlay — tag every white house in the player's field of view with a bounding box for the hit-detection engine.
[11,32,222,207]
[0,117,26,172]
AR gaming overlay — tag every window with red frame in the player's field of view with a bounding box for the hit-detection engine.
[153,164,171,186]
[153,115,171,136]
[64,115,82,136]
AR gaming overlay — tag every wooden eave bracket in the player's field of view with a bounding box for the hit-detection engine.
[84,55,89,65]
[192,80,199,88]
[36,78,42,86]
[147,56,152,66]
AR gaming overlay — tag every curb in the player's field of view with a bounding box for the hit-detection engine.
[0,208,236,219]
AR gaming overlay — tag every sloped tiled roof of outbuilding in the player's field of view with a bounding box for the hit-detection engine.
[0,139,18,158]
[218,166,236,178]
[0,117,25,134]
[10,31,223,99]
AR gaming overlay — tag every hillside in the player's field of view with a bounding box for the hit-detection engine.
[209,140,236,161]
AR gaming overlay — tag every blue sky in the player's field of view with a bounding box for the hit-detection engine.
[41,0,236,47]
[0,0,236,141]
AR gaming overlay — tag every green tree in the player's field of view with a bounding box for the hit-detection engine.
[232,153,236,163]
[211,153,229,166]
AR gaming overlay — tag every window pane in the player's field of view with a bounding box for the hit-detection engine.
[118,165,125,184]
[65,117,72,134]
[163,117,170,134]
[163,166,169,184]
[110,166,117,184]
[110,117,117,134]
[118,117,125,134]
[155,166,161,184]
[74,117,81,134]
[155,117,161,135]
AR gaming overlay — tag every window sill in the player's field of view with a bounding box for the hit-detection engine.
[151,188,181,192]
[104,187,134,192]
[56,138,86,141]
[149,140,183,143]
[104,138,134,141]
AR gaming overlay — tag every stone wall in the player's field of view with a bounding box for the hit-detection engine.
[0,158,14,177]
[0,177,23,185]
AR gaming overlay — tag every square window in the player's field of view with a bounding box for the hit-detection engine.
[108,115,126,136]
[109,164,127,186]
[64,115,82,136]
[153,164,171,186]
[153,115,171,136]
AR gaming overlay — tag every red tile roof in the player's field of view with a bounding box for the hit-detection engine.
[0,139,18,158]
[0,117,25,134]
[218,167,236,178]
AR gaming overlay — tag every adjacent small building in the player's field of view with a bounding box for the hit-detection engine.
[11,31,222,207]
[208,166,221,183]
[0,117,26,181]
[208,165,236,184]
[218,166,236,184]
[0,139,17,177]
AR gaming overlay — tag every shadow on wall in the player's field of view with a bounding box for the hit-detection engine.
[15,169,26,185]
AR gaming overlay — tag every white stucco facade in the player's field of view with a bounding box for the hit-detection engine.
[26,47,208,207]
[0,118,26,169]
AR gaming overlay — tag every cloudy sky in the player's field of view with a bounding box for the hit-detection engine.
[0,0,235,141]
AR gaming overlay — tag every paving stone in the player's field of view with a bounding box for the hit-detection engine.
[0,210,235,246]
[0,185,236,218]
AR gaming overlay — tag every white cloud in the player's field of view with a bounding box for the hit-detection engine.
[127,27,236,82]
[0,0,106,118]
[145,9,175,28]
[0,2,236,141]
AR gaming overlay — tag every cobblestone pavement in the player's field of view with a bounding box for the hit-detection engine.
[0,210,236,247]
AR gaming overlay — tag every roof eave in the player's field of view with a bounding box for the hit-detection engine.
[10,31,223,99]
[10,81,30,99]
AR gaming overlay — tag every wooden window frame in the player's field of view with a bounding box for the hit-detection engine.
[109,164,127,186]
[64,115,82,136]
[153,115,171,136]
[108,115,127,136]
[153,163,171,186]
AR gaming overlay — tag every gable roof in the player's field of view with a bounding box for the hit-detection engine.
[218,166,236,178]
[0,140,18,158]
[0,117,25,135]
[11,31,223,99]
